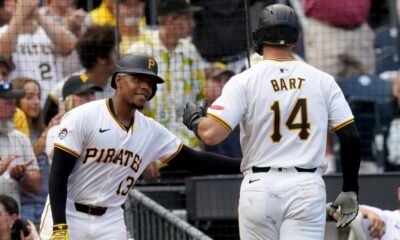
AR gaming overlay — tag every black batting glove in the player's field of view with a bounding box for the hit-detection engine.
[183,100,207,139]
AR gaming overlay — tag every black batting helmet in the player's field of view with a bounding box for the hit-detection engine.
[252,4,300,55]
[111,54,164,101]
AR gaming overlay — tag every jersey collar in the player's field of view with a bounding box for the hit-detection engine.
[106,98,134,133]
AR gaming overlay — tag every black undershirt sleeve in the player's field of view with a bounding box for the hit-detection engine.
[166,145,241,175]
[334,122,361,193]
[49,147,77,224]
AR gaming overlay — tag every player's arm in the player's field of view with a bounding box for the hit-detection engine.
[334,122,361,193]
[329,121,361,228]
[48,146,77,238]
[164,145,241,175]
[183,101,232,145]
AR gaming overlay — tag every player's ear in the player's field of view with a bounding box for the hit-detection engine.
[114,74,121,89]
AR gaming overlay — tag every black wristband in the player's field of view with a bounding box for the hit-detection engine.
[191,117,203,140]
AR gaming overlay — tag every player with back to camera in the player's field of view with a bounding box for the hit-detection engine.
[41,54,240,240]
[183,4,361,239]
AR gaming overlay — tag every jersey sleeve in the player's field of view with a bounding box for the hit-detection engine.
[53,109,86,158]
[149,120,182,164]
[45,125,60,162]
[325,77,354,131]
[207,75,246,131]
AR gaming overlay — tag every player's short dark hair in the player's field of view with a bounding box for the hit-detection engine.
[76,25,117,70]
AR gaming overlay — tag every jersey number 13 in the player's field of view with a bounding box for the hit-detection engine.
[270,98,310,142]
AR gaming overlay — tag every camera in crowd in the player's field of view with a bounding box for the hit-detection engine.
[11,219,30,240]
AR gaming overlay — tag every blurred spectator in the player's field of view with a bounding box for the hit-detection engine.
[40,0,93,78]
[204,62,242,158]
[303,0,374,173]
[395,0,400,117]
[128,0,206,148]
[118,0,152,55]
[89,0,117,26]
[45,75,101,162]
[40,0,92,37]
[42,25,117,125]
[0,0,13,26]
[0,0,77,106]
[9,77,51,227]
[12,77,60,156]
[191,0,250,73]
[387,117,400,168]
[0,194,40,240]
[303,0,375,80]
[90,0,146,28]
[0,54,30,139]
[0,81,41,207]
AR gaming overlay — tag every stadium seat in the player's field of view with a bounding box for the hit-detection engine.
[339,74,394,170]
[374,26,399,75]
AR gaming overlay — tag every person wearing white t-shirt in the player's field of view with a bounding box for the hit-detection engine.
[0,0,77,106]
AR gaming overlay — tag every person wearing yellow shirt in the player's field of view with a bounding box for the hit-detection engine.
[90,0,149,54]
[13,107,29,138]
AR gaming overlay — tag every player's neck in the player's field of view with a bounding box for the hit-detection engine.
[111,96,134,126]
[262,45,294,60]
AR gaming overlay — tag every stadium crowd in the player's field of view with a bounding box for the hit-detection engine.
[0,0,399,239]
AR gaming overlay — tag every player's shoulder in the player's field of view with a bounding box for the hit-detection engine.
[135,110,168,130]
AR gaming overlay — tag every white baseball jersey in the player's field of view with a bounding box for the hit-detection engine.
[207,59,354,173]
[0,25,63,106]
[40,98,182,240]
[53,98,182,206]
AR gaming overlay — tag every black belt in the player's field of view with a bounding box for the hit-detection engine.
[74,202,107,216]
[252,166,317,173]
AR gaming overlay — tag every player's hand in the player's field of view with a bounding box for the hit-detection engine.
[50,224,69,240]
[329,191,359,228]
[182,100,207,131]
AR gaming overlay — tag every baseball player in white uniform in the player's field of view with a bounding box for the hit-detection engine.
[40,54,240,240]
[183,4,361,240]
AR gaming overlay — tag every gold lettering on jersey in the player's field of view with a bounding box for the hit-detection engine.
[124,151,134,166]
[113,149,124,165]
[82,148,143,172]
[104,149,116,163]
[270,77,306,92]
[95,149,105,162]
[83,148,97,164]
[130,154,142,172]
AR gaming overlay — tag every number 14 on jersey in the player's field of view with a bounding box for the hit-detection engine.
[270,98,310,142]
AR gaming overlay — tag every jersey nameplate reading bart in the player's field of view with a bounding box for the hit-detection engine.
[270,77,305,92]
